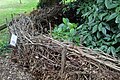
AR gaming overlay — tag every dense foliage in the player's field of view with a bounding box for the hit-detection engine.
[52,18,80,45]
[52,0,120,57]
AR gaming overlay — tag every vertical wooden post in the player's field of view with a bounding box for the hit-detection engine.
[63,0,65,4]
[11,14,14,20]
[49,22,52,37]
[80,35,83,45]
[60,46,67,78]
[19,0,22,4]
[5,18,8,24]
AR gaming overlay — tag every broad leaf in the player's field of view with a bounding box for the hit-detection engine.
[107,13,117,21]
[116,33,120,38]
[105,0,118,9]
[112,41,117,45]
[70,28,76,36]
[92,25,98,33]
[97,32,101,39]
[100,45,108,51]
[104,36,111,41]
[97,0,103,3]
[63,18,69,24]
[57,27,62,32]
[83,34,89,41]
[77,24,83,30]
[102,22,110,30]
[58,23,65,28]
[68,23,74,29]
[98,23,102,31]
[91,41,96,46]
[118,23,120,29]
[107,47,111,54]
[94,11,98,19]
[82,11,91,17]
[116,46,120,53]
[88,15,93,22]
[115,15,120,23]
[102,27,107,35]
[88,35,92,41]
[102,40,111,45]
[99,13,107,21]
[110,46,116,56]
[115,6,120,13]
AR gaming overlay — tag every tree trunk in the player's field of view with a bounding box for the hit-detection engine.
[19,0,22,4]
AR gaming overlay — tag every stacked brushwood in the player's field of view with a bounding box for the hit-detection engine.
[8,5,120,80]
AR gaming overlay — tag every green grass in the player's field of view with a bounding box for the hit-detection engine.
[0,28,10,55]
[0,0,38,54]
[62,0,76,4]
[0,0,38,25]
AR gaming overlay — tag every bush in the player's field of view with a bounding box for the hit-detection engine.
[52,18,80,45]
[76,0,120,57]
[52,0,120,57]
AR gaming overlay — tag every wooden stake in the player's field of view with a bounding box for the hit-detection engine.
[11,14,14,20]
[19,0,22,4]
[49,22,52,37]
[60,46,67,76]
[5,18,8,24]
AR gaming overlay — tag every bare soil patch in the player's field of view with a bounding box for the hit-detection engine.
[0,55,33,80]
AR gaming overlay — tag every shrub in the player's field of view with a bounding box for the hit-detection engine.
[76,0,120,57]
[52,18,80,45]
[52,0,120,57]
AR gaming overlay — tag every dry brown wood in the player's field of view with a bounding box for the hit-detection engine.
[60,46,67,75]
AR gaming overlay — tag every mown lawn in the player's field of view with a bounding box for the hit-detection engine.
[0,0,38,54]
[0,0,38,25]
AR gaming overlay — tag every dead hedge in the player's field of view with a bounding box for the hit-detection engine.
[8,5,120,80]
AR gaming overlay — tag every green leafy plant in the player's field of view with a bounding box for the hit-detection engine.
[52,0,120,58]
[76,0,120,57]
[52,18,80,45]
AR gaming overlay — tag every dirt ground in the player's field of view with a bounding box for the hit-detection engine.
[0,55,33,80]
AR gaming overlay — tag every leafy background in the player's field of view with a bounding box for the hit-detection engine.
[52,0,120,58]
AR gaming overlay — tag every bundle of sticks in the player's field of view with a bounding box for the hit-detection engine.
[8,5,120,80]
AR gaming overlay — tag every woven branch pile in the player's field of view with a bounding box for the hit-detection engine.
[8,5,120,80]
